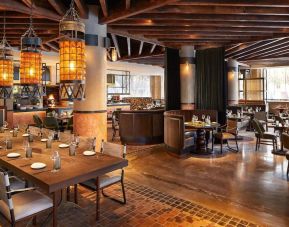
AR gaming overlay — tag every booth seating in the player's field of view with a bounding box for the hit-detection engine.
[164,109,218,157]
[118,110,164,145]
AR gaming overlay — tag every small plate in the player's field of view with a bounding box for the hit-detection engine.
[41,138,48,142]
[59,144,69,148]
[22,134,29,137]
[7,153,21,158]
[9,130,13,133]
[31,162,46,170]
[83,151,96,156]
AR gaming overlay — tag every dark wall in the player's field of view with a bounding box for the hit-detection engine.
[195,47,227,124]
[164,48,180,111]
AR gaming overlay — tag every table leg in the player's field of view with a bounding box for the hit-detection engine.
[74,184,78,204]
[195,129,207,153]
[53,192,57,227]
[95,177,100,221]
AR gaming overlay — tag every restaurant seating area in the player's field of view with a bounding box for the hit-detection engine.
[1,1,289,227]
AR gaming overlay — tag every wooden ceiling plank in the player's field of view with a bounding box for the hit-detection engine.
[99,0,108,17]
[74,0,88,19]
[127,37,131,56]
[47,0,66,16]
[126,0,131,10]
[21,0,32,8]
[99,0,180,24]
[111,34,121,58]
[139,41,144,55]
[0,0,61,21]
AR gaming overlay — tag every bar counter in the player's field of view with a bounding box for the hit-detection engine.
[7,109,47,127]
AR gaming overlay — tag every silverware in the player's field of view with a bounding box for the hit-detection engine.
[33,169,51,175]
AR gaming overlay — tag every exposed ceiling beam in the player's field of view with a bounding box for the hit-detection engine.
[150,44,156,54]
[48,0,66,16]
[139,41,144,55]
[120,53,164,61]
[170,0,289,7]
[126,0,131,10]
[99,0,108,17]
[99,0,179,24]
[0,0,61,21]
[45,42,59,52]
[74,0,88,19]
[127,37,131,56]
[111,34,121,58]
[21,0,32,8]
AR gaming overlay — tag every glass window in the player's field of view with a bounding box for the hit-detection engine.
[107,69,130,95]
[266,67,289,100]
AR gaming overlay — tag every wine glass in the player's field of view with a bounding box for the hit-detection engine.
[3,121,8,129]
[202,114,205,122]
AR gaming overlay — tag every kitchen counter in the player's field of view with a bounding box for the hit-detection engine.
[107,102,131,106]
[13,108,47,113]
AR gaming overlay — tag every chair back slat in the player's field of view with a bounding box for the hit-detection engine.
[101,140,126,158]
[282,133,289,150]
[226,119,238,135]
[252,119,264,134]
[0,171,14,211]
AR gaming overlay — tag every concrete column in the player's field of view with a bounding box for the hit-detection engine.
[179,46,195,110]
[227,59,239,105]
[73,6,107,150]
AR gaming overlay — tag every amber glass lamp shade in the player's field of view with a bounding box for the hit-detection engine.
[20,51,41,85]
[59,40,85,82]
[0,58,13,87]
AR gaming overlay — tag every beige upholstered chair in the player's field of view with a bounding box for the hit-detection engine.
[0,171,53,226]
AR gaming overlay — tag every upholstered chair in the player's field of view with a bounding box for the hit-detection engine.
[0,171,53,226]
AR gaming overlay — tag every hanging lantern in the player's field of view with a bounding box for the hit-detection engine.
[59,0,86,101]
[0,14,13,99]
[110,47,117,62]
[19,2,43,98]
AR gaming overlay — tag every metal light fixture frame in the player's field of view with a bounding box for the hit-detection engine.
[59,0,86,101]
[19,2,44,98]
[0,13,13,99]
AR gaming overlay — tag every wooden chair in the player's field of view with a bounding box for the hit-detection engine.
[252,118,278,151]
[33,114,43,128]
[213,119,239,153]
[0,171,53,227]
[43,116,59,131]
[281,133,289,177]
[111,111,119,141]
[254,111,268,131]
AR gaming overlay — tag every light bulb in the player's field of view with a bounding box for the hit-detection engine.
[69,61,76,71]
[3,73,7,80]
[29,68,34,76]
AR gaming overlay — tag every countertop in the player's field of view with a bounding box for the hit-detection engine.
[107,102,131,106]
[12,108,48,113]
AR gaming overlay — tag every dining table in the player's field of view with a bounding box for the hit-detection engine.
[185,121,220,154]
[272,124,289,156]
[0,131,128,227]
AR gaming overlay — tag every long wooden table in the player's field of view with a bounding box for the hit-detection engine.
[0,133,128,226]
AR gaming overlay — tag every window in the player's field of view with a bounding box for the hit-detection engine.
[266,67,289,100]
[107,69,130,95]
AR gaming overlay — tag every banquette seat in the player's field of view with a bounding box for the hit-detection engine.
[164,109,218,157]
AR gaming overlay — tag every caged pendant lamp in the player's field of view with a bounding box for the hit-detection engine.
[0,13,13,99]
[20,1,43,98]
[59,0,86,101]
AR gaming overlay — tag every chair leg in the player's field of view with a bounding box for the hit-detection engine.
[66,186,70,201]
[220,139,223,154]
[32,216,37,225]
[95,178,100,221]
[255,137,258,151]
[101,181,126,204]
[74,184,78,204]
[235,137,239,152]
[121,179,126,204]
[287,161,289,177]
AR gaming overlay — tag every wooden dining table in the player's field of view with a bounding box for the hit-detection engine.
[0,132,128,227]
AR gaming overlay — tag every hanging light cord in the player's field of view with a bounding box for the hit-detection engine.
[61,0,81,22]
[22,0,37,38]
[0,12,12,58]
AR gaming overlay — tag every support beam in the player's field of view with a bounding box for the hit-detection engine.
[74,0,88,19]
[127,37,131,56]
[0,0,61,21]
[99,0,108,17]
[48,0,66,16]
[99,0,179,24]
[150,44,156,54]
[111,34,121,58]
[21,0,32,8]
[125,0,131,10]
[45,42,59,52]
[139,41,144,55]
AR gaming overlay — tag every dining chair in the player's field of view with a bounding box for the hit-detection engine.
[66,117,73,133]
[33,114,43,129]
[43,116,59,131]
[111,111,119,141]
[0,171,53,227]
[254,111,268,131]
[213,119,239,153]
[252,118,278,151]
[281,133,289,177]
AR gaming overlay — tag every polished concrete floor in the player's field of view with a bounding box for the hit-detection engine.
[121,131,289,227]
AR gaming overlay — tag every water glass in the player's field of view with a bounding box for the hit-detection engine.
[69,143,77,156]
[51,151,61,172]
[276,120,279,126]
[28,134,33,142]
[202,114,205,122]
[0,127,4,133]
[25,146,32,158]
[46,138,52,149]
[12,129,18,137]
[6,139,12,149]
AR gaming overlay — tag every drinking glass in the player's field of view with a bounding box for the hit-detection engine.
[69,142,77,156]
[202,114,205,122]
[25,146,32,158]
[46,137,52,149]
[3,121,8,129]
[51,151,61,172]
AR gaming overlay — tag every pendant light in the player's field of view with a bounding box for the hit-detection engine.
[20,1,43,97]
[59,0,86,101]
[0,13,13,99]
[110,47,117,62]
